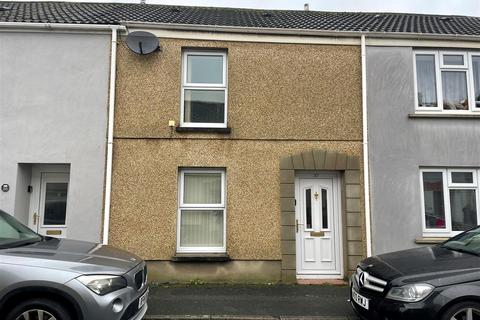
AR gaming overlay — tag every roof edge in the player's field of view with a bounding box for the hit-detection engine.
[0,22,126,31]
[122,21,480,42]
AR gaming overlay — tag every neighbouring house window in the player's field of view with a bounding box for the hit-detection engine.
[415,54,438,108]
[181,50,227,128]
[472,56,480,108]
[178,169,226,253]
[421,168,479,236]
[414,51,480,112]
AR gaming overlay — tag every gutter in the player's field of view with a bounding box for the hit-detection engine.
[122,21,480,42]
[361,35,372,257]
[0,22,124,32]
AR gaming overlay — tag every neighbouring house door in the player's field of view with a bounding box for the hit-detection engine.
[295,173,343,278]
[29,172,70,238]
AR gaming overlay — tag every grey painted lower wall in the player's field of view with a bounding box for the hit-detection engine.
[0,31,111,242]
[147,260,282,283]
[367,46,480,254]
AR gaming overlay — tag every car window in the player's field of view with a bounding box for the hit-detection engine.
[443,227,480,254]
[0,211,42,248]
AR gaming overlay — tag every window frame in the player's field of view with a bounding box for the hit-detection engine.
[468,52,480,111]
[180,50,228,128]
[413,50,479,113]
[177,168,227,253]
[420,168,480,237]
[413,51,442,112]
[440,51,468,69]
[447,168,477,187]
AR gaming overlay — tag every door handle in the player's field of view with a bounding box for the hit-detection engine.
[296,219,299,233]
[33,212,39,225]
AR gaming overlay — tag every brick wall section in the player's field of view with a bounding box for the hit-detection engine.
[280,149,363,282]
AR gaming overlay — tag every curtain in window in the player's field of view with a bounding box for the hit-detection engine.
[184,173,222,204]
[416,55,437,108]
[450,190,477,231]
[472,57,480,108]
[442,71,468,110]
[180,210,224,247]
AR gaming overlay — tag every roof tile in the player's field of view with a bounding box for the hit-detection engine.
[0,1,480,36]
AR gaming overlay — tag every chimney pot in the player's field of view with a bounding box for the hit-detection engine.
[304,3,309,11]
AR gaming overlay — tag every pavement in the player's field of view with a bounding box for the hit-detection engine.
[145,284,359,320]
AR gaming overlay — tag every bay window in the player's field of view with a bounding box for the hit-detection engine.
[421,168,479,237]
[414,51,480,112]
[177,169,226,253]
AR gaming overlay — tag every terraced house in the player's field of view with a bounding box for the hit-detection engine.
[111,7,365,283]
[0,4,117,243]
[3,2,480,284]
[366,16,480,254]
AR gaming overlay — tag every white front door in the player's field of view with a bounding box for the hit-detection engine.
[295,173,343,279]
[29,170,70,238]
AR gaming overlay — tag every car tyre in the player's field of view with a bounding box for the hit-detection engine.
[440,300,480,320]
[5,298,73,320]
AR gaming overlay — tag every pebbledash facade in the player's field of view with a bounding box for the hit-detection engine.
[4,2,480,283]
[109,32,365,283]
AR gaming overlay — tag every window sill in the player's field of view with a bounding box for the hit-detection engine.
[415,237,450,244]
[171,253,230,262]
[409,113,480,119]
[175,127,232,134]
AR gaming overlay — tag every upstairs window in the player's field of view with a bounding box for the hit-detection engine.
[181,51,227,128]
[414,51,480,112]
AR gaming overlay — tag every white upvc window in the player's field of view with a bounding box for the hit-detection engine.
[420,168,480,237]
[414,50,480,113]
[177,169,226,253]
[180,50,228,128]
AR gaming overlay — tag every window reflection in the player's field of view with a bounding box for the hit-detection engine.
[450,190,477,231]
[305,189,312,229]
[44,183,68,226]
[423,172,446,229]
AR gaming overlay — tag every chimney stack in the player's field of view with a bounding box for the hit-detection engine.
[304,3,309,11]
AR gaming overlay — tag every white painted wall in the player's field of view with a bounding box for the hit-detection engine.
[0,31,111,242]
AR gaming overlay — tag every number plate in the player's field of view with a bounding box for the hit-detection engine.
[352,288,369,310]
[138,289,148,310]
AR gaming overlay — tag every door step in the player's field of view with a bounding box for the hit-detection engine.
[297,279,347,286]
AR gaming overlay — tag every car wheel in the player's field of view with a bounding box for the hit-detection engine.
[5,298,73,320]
[441,301,480,320]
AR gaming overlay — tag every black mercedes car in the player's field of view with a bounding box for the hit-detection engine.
[351,227,480,320]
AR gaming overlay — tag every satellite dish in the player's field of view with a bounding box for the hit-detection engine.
[126,31,160,55]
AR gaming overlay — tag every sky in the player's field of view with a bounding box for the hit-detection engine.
[39,0,480,17]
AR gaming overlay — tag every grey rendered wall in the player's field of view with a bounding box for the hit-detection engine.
[13,164,32,225]
[0,32,110,242]
[367,46,480,255]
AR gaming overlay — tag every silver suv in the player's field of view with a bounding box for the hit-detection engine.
[0,210,148,320]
